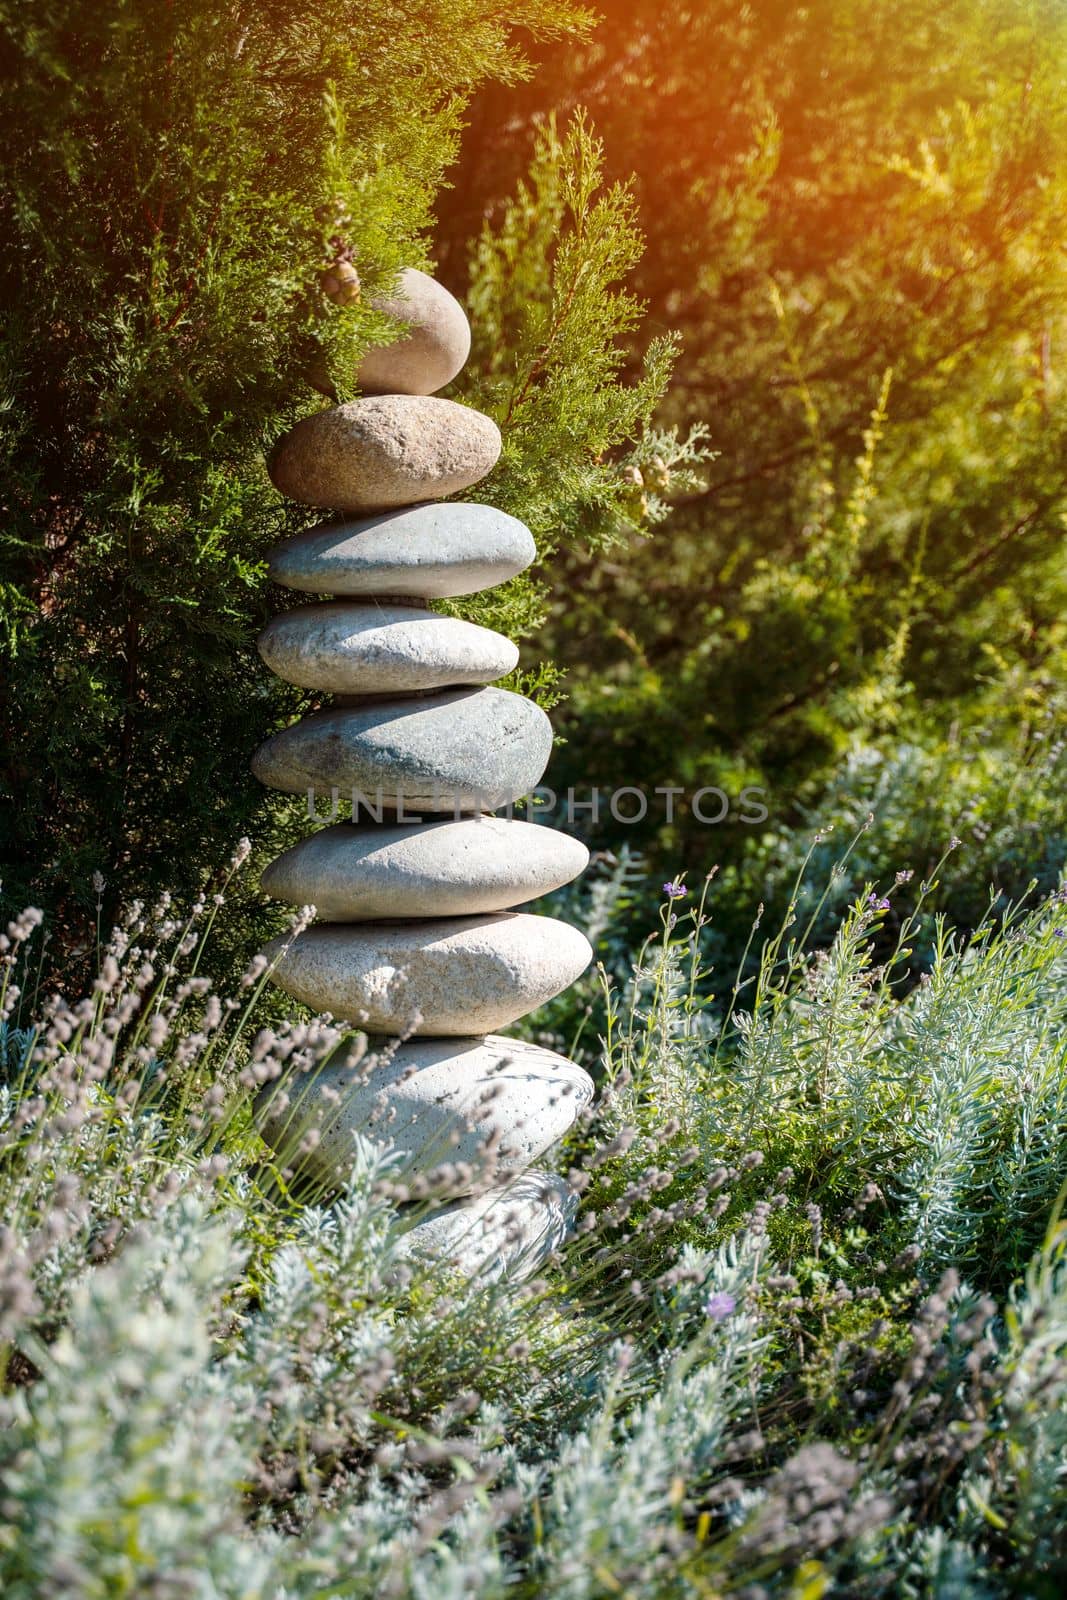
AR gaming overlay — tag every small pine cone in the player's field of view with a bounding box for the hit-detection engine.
[618,463,648,519]
[647,454,670,493]
[320,260,361,306]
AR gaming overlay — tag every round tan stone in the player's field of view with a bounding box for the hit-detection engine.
[255,1034,593,1196]
[268,396,500,512]
[396,1169,577,1279]
[257,602,518,694]
[309,270,472,399]
[250,686,552,812]
[267,503,536,600]
[359,268,471,395]
[261,913,593,1035]
[260,817,589,920]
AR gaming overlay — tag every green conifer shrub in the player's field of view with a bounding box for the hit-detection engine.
[440,0,1067,875]
[4,0,690,964]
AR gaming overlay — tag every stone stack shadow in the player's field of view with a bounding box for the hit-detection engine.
[251,269,594,1278]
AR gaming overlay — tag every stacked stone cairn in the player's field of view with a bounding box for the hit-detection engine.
[251,269,595,1278]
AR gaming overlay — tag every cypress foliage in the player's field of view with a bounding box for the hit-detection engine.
[438,0,1067,867]
[0,0,696,963]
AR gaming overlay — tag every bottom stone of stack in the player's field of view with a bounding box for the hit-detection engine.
[395,1169,576,1280]
[255,1033,594,1198]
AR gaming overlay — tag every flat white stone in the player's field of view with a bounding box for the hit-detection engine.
[255,1034,593,1196]
[260,817,589,920]
[396,1169,577,1279]
[268,396,500,512]
[257,602,518,694]
[261,912,593,1035]
[267,503,536,599]
[250,686,552,811]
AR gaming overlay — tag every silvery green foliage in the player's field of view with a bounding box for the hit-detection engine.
[950,1220,1067,1571]
[601,873,1067,1282]
[2,863,1067,1594]
[0,1199,279,1599]
[230,1140,405,1465]
[529,1237,767,1598]
[892,912,1067,1269]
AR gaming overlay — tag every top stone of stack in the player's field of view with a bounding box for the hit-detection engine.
[309,267,472,400]
[356,268,472,396]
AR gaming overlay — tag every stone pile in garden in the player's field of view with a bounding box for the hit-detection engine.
[251,268,593,1277]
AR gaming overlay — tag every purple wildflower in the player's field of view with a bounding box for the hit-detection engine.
[704,1291,737,1322]
[663,880,688,900]
[867,894,891,912]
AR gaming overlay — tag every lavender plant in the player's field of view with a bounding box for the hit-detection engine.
[1,842,1066,1597]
